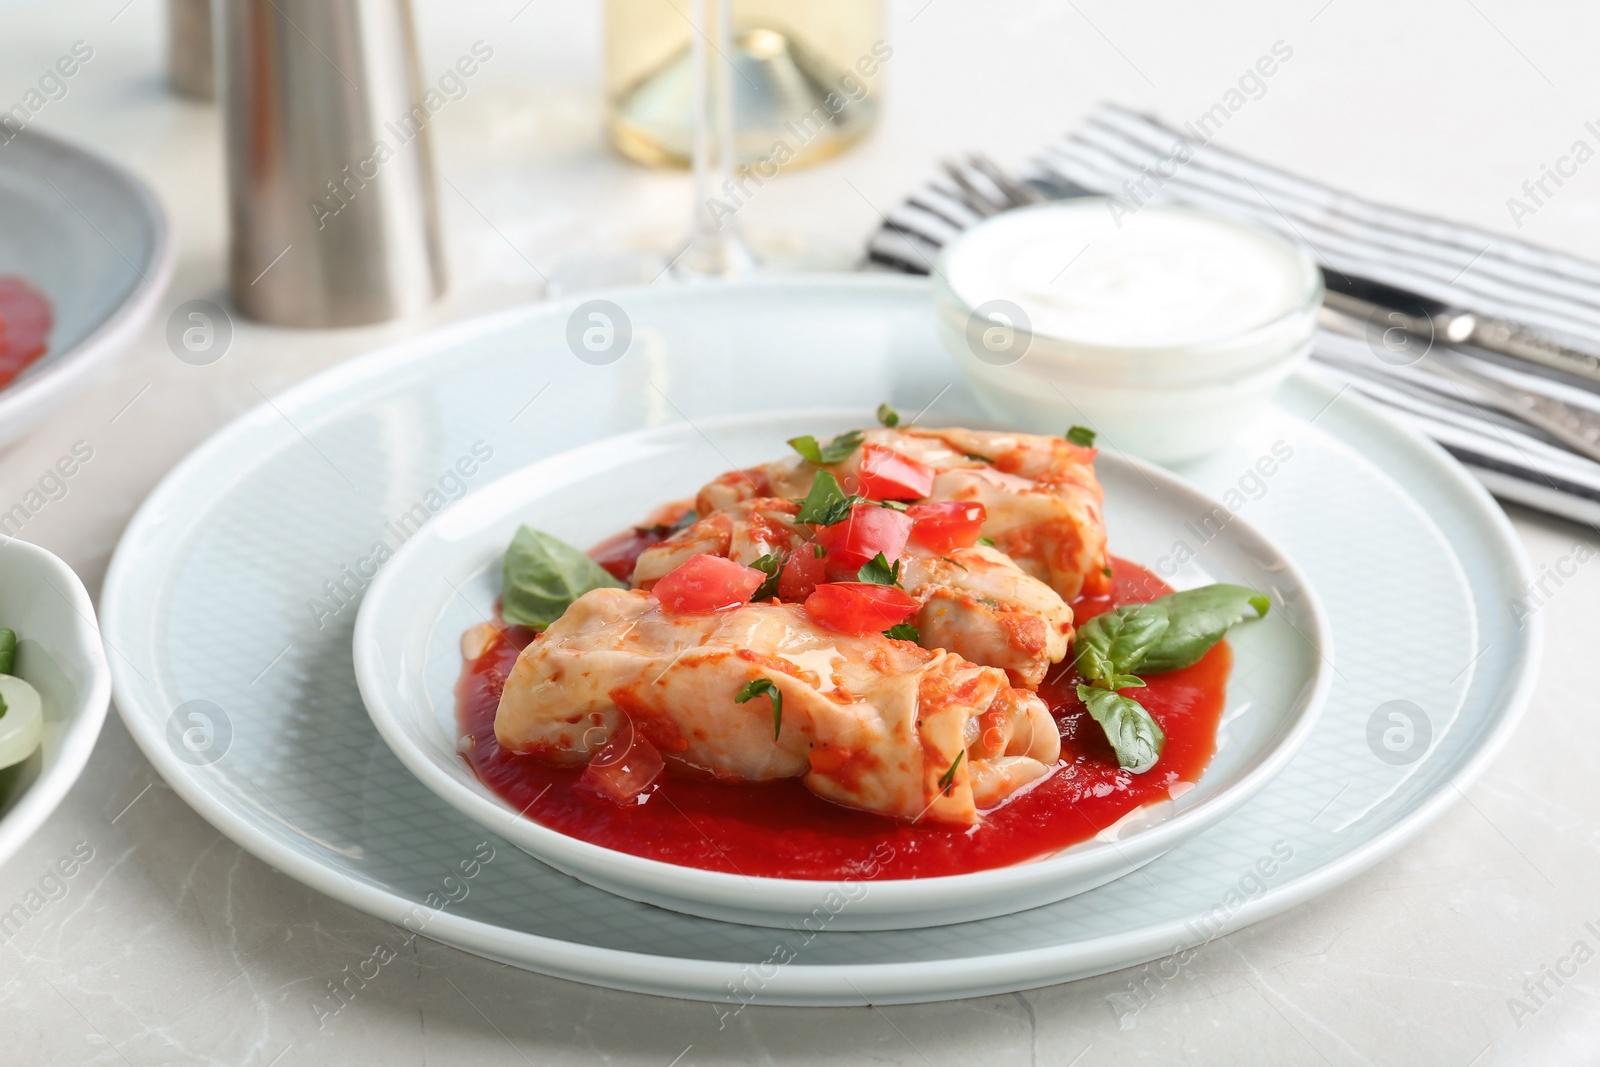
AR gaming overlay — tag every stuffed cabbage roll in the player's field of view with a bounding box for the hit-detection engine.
[493,588,1060,825]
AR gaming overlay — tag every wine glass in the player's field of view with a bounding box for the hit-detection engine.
[547,0,859,293]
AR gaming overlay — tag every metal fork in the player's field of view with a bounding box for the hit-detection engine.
[938,153,1048,218]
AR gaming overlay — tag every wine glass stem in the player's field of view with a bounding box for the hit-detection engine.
[676,0,755,278]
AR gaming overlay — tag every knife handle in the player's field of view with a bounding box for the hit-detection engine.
[1456,315,1600,388]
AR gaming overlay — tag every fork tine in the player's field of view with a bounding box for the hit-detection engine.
[941,158,1004,218]
[970,153,1045,208]
[967,153,1021,208]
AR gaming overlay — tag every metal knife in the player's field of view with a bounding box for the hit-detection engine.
[1318,300,1600,465]
[1320,270,1600,388]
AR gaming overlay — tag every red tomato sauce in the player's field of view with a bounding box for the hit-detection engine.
[456,558,1231,880]
[0,277,52,389]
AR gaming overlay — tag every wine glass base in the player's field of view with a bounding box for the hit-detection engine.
[547,229,861,296]
[545,250,671,297]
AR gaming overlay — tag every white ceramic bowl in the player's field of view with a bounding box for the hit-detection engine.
[935,201,1322,464]
[0,538,111,867]
[353,410,1333,930]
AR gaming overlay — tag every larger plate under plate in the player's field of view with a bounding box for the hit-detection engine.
[100,276,1538,1005]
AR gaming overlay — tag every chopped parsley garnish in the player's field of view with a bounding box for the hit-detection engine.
[883,623,920,642]
[976,535,995,547]
[812,543,827,558]
[939,556,968,571]
[876,402,900,427]
[795,470,861,525]
[963,451,991,463]
[857,552,902,587]
[748,553,785,601]
[1102,565,1114,578]
[735,677,783,740]
[1066,425,1097,448]
[937,751,964,794]
[788,430,864,466]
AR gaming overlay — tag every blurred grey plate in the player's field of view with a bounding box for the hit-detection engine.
[0,126,173,450]
[99,276,1538,1005]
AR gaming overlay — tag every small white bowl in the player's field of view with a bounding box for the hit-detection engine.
[353,411,1333,931]
[935,201,1322,464]
[0,538,111,867]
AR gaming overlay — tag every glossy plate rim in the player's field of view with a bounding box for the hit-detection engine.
[352,408,1333,929]
[99,275,1541,1004]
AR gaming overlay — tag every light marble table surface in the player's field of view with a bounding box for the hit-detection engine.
[3,0,1599,1063]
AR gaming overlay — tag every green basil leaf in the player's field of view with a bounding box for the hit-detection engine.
[1074,604,1169,688]
[500,525,626,629]
[735,676,783,739]
[857,552,902,586]
[788,430,864,466]
[1077,684,1165,773]
[876,402,900,427]
[748,553,784,601]
[883,622,920,642]
[795,470,859,525]
[1138,584,1270,673]
[1065,424,1097,447]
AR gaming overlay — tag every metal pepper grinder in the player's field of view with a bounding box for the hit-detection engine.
[167,0,214,100]
[219,0,445,327]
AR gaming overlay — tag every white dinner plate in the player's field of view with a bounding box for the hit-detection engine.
[0,126,174,451]
[353,411,1331,930]
[100,276,1538,1004]
[0,537,111,868]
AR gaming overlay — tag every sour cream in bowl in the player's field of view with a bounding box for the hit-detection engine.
[935,200,1322,464]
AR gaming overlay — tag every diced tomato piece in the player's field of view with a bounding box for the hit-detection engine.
[803,582,920,636]
[779,548,827,600]
[578,717,664,805]
[0,277,52,389]
[811,503,913,579]
[652,554,765,613]
[855,444,935,501]
[907,501,987,553]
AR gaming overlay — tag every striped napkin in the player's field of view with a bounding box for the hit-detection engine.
[867,101,1600,528]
